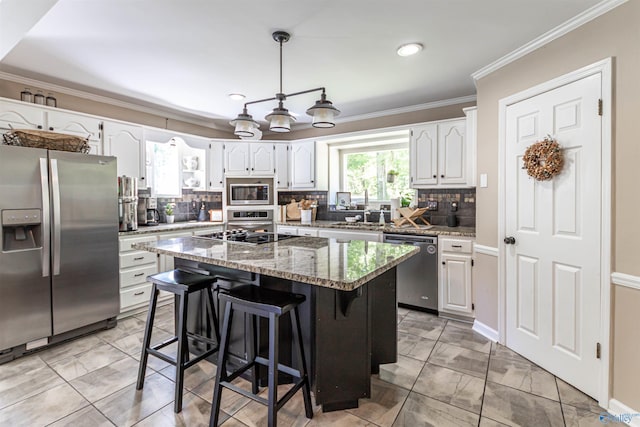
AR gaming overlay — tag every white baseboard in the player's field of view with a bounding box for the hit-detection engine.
[611,272,640,291]
[472,319,499,342]
[607,399,640,426]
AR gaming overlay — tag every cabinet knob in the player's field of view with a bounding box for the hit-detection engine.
[311,180,314,183]
[37,125,43,129]
[441,174,445,178]
[49,127,54,131]
[442,261,446,265]
[433,175,437,178]
[504,236,516,245]
[246,168,249,171]
[251,167,254,171]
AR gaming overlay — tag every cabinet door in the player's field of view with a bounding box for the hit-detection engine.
[103,121,143,179]
[317,229,380,242]
[440,253,472,314]
[249,143,275,175]
[47,110,101,146]
[290,140,315,188]
[275,143,289,189]
[0,100,45,130]
[224,142,250,176]
[208,141,224,190]
[438,120,466,185]
[410,124,438,186]
[181,137,208,191]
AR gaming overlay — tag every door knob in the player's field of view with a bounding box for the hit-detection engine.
[504,236,516,245]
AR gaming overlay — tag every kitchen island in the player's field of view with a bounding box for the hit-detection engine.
[133,235,418,411]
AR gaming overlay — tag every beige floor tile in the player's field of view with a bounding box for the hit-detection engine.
[487,356,559,401]
[95,372,176,427]
[397,331,436,361]
[159,357,218,391]
[0,355,65,410]
[191,376,252,416]
[233,383,316,427]
[70,357,142,403]
[413,363,485,414]
[111,328,175,356]
[397,317,445,341]
[48,405,115,427]
[392,391,479,426]
[0,383,88,427]
[428,342,489,379]
[346,376,410,427]
[48,341,129,381]
[482,382,564,427]
[134,391,220,427]
[306,411,375,426]
[479,416,510,426]
[562,404,608,427]
[556,378,603,414]
[378,354,425,390]
[97,316,148,343]
[220,418,251,426]
[38,335,105,364]
[439,322,492,354]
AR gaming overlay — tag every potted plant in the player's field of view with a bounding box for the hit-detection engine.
[165,203,175,224]
[386,169,399,183]
[400,191,412,208]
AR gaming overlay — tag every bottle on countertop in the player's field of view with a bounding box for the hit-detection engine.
[379,210,386,225]
[198,202,206,221]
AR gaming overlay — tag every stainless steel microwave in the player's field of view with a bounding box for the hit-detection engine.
[229,183,271,205]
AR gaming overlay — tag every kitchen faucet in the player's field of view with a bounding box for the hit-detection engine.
[363,210,371,223]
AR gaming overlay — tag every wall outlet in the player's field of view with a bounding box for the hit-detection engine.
[426,200,438,211]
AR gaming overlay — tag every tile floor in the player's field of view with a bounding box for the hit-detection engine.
[0,304,607,426]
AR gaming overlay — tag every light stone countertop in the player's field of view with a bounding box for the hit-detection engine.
[119,221,224,236]
[277,220,476,237]
[133,236,419,291]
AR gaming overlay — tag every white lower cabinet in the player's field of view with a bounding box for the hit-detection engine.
[118,235,159,314]
[438,237,474,316]
[157,231,195,272]
[317,228,381,242]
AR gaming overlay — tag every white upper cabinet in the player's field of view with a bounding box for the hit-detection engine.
[208,140,224,190]
[224,142,275,176]
[0,100,45,130]
[181,135,208,192]
[47,110,101,152]
[103,121,143,179]
[290,140,315,189]
[274,143,290,189]
[410,118,472,188]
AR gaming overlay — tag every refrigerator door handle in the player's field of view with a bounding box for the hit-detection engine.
[50,159,61,276]
[40,158,50,278]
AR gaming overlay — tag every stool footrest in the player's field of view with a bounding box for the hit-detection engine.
[254,356,302,379]
[147,348,177,365]
[186,332,218,347]
[152,336,178,351]
[224,360,256,383]
[183,347,218,369]
[219,378,307,411]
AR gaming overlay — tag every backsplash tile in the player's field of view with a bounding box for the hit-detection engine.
[416,188,476,227]
[139,189,223,223]
[278,191,328,219]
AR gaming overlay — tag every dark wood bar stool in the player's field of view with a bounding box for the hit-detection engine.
[209,285,313,427]
[136,269,220,413]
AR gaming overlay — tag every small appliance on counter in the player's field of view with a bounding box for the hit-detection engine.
[118,176,138,231]
[137,197,160,226]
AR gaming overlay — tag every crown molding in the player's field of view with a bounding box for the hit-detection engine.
[0,70,224,130]
[471,0,628,82]
[334,95,477,124]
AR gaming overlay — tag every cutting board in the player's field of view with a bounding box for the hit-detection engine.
[286,200,301,220]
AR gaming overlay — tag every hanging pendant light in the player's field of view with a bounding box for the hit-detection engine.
[229,30,339,137]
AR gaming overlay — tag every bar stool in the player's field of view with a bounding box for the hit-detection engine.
[136,269,220,413]
[209,285,313,427]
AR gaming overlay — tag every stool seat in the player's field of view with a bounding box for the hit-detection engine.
[220,285,306,315]
[148,269,217,292]
[136,269,220,414]
[210,284,313,427]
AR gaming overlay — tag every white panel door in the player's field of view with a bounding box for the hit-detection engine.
[438,120,466,185]
[250,143,274,175]
[224,142,250,176]
[441,253,473,314]
[505,73,602,398]
[103,121,143,178]
[410,124,438,186]
[208,141,224,190]
[0,101,45,130]
[275,143,289,189]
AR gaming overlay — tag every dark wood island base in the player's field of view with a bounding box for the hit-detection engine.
[176,259,398,413]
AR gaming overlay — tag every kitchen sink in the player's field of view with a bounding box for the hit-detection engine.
[331,221,385,227]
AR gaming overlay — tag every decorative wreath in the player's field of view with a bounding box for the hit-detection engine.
[522,135,564,181]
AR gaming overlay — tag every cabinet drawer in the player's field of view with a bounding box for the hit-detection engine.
[440,239,472,254]
[278,226,298,235]
[119,235,157,252]
[120,283,152,311]
[119,251,157,269]
[120,264,158,289]
[297,228,318,237]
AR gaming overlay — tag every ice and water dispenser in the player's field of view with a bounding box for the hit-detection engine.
[1,209,42,252]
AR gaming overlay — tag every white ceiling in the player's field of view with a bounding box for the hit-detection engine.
[0,0,603,131]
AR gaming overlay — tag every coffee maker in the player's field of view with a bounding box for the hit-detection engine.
[137,197,160,226]
[118,176,138,231]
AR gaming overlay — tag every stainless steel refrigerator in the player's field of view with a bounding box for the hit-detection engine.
[0,145,119,359]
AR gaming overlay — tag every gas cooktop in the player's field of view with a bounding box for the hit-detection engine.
[193,230,298,245]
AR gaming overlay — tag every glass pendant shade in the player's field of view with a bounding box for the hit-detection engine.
[306,94,340,128]
[265,105,295,133]
[229,109,259,137]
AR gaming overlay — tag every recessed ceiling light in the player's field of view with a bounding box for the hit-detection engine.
[228,93,246,101]
[397,43,423,57]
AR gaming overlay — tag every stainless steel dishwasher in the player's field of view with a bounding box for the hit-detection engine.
[383,233,438,312]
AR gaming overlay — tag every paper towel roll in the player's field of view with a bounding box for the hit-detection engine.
[390,198,401,220]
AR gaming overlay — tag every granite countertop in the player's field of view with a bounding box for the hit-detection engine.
[277,220,476,237]
[119,221,224,236]
[133,236,419,291]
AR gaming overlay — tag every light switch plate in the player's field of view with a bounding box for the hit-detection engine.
[480,173,488,188]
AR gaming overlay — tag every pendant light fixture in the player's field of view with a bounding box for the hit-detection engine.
[229,31,340,137]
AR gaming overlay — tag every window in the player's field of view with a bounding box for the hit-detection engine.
[341,144,410,202]
[146,138,181,197]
